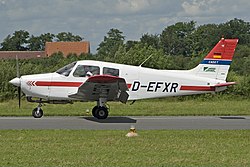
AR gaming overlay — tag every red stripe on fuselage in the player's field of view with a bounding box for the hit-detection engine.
[35,81,82,87]
[180,86,215,91]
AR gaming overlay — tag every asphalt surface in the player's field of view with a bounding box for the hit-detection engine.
[0,116,249,130]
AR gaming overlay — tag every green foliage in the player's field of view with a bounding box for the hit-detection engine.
[56,32,83,42]
[140,33,161,49]
[190,24,221,55]
[0,60,17,99]
[227,72,250,97]
[231,45,250,75]
[97,28,125,61]
[160,21,196,56]
[28,35,43,51]
[28,33,55,51]
[219,18,250,44]
[0,30,30,51]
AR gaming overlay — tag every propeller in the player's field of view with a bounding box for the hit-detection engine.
[9,55,21,108]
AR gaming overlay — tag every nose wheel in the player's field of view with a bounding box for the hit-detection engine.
[92,106,109,119]
[32,104,43,118]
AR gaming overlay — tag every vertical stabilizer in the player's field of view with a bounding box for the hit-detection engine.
[190,38,238,81]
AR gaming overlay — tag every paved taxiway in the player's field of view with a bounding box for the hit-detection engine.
[0,116,249,130]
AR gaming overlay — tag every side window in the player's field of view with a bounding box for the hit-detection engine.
[103,67,119,77]
[73,65,100,77]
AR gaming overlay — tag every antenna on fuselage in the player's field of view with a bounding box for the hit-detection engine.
[139,54,153,67]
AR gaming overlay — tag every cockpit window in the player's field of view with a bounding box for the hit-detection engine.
[73,65,100,77]
[56,62,76,76]
[103,67,119,76]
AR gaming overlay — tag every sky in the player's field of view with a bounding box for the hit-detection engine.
[0,0,249,53]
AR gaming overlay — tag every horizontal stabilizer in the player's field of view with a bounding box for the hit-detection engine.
[212,82,236,92]
[180,82,236,92]
[213,82,236,87]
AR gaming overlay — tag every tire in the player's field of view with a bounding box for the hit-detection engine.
[32,107,43,118]
[92,106,98,118]
[95,107,108,119]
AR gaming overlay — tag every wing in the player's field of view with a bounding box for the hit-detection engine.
[68,75,129,103]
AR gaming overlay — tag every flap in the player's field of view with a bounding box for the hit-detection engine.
[69,75,129,103]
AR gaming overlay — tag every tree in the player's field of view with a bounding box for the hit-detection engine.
[28,35,43,51]
[140,33,160,49]
[231,45,250,75]
[125,40,139,51]
[191,24,221,55]
[28,33,55,51]
[56,32,83,42]
[39,33,55,50]
[219,18,250,45]
[160,21,196,56]
[1,30,29,51]
[97,28,125,61]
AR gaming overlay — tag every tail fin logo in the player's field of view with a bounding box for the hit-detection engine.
[203,67,216,72]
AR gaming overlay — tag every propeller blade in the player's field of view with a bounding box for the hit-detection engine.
[16,55,20,78]
[16,55,21,109]
[18,87,21,109]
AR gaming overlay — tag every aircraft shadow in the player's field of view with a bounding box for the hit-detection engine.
[219,116,246,119]
[82,116,137,123]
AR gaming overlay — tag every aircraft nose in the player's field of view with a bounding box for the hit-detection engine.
[9,77,21,87]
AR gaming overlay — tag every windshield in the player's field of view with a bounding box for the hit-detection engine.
[56,62,77,76]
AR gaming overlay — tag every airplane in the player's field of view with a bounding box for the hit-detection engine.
[9,38,238,119]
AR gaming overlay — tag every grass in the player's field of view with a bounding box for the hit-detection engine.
[0,130,249,166]
[0,97,250,116]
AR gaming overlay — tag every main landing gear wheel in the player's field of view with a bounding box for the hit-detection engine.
[32,107,43,118]
[92,106,109,119]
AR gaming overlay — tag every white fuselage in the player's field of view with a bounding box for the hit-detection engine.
[19,60,223,101]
